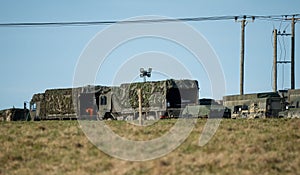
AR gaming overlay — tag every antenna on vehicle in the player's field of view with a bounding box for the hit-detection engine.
[140,67,152,82]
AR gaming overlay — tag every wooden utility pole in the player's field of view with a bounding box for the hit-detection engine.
[138,89,143,125]
[240,19,246,95]
[273,29,278,92]
[291,16,295,89]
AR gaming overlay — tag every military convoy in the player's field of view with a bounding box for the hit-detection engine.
[29,79,200,120]
[25,82,300,121]
[1,79,299,121]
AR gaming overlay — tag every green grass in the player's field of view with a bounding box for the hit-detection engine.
[0,119,299,175]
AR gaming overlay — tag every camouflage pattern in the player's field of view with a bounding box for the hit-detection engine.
[0,108,29,121]
[30,93,46,118]
[29,79,198,120]
[30,85,111,119]
[45,88,74,116]
[30,89,75,120]
[111,80,168,112]
[223,92,284,118]
[99,79,198,119]
[119,79,197,107]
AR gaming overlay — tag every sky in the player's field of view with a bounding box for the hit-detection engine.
[0,0,299,109]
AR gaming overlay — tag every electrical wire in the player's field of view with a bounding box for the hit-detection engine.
[0,16,236,27]
[270,27,276,89]
[283,22,291,33]
[0,14,298,27]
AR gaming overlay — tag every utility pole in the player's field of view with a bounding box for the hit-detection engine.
[236,15,255,95]
[240,18,246,95]
[273,29,278,92]
[291,16,295,89]
[138,68,152,125]
[283,15,299,89]
[138,89,143,125]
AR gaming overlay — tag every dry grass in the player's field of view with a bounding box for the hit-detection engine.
[0,119,299,175]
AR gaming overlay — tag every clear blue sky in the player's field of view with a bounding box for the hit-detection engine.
[0,0,299,109]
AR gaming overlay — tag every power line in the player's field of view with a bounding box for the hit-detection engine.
[0,14,299,27]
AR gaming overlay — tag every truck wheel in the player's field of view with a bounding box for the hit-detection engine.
[104,113,114,120]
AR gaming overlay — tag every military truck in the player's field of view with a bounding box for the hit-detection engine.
[223,92,285,119]
[278,89,300,118]
[182,98,231,118]
[98,79,199,120]
[30,85,109,120]
[30,79,199,120]
[278,107,300,118]
[0,108,30,121]
[287,89,300,109]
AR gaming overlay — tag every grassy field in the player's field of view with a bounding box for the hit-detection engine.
[0,119,299,175]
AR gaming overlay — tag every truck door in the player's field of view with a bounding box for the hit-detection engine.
[98,92,112,118]
[79,93,97,116]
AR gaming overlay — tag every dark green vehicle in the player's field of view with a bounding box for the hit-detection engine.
[182,98,231,118]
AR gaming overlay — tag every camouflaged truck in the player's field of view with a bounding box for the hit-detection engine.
[98,79,199,120]
[29,85,110,120]
[30,79,199,120]
[223,92,285,119]
[278,89,300,118]
[0,108,30,121]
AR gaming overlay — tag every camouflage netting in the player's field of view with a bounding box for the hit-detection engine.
[29,80,198,118]
[30,85,111,118]
[117,80,167,110]
[111,79,198,111]
[0,110,7,121]
[31,93,45,103]
[44,88,74,115]
[31,93,46,117]
[0,108,29,121]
